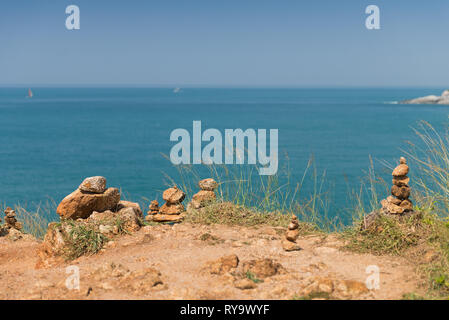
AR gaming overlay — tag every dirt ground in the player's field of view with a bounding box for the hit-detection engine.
[0,223,422,300]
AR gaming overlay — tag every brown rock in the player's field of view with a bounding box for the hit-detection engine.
[381,199,405,214]
[149,200,159,211]
[205,254,239,275]
[282,239,301,251]
[392,175,410,186]
[286,229,299,242]
[399,199,413,211]
[242,259,283,279]
[380,199,404,214]
[190,190,216,209]
[234,278,257,290]
[198,178,218,191]
[392,164,409,177]
[151,213,185,223]
[386,195,402,205]
[117,200,143,218]
[56,187,120,220]
[79,176,107,193]
[391,185,410,200]
[159,203,185,215]
[162,187,185,204]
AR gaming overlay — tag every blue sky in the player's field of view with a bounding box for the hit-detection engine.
[1,0,448,87]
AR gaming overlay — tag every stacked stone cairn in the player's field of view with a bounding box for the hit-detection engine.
[380,157,413,215]
[282,215,301,251]
[3,207,23,231]
[150,186,186,223]
[362,157,414,230]
[189,178,218,210]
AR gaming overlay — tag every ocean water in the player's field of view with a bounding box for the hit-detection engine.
[1,87,448,222]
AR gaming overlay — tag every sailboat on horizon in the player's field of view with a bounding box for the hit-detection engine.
[27,88,33,98]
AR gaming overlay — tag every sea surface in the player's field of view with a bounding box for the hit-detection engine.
[1,87,448,223]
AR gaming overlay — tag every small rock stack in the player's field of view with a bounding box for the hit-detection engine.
[151,186,186,223]
[380,157,413,215]
[189,178,218,210]
[3,207,23,231]
[282,215,301,251]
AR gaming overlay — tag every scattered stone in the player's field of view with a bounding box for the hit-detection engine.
[282,215,301,251]
[205,254,239,275]
[234,278,257,290]
[79,176,107,193]
[198,178,218,191]
[241,258,283,279]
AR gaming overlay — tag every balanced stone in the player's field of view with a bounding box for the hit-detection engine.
[162,186,186,204]
[79,176,107,193]
[391,185,410,200]
[198,178,218,191]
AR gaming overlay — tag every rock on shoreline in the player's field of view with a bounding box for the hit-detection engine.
[400,90,449,105]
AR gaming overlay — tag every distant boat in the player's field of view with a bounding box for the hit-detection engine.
[173,87,181,93]
[27,88,33,98]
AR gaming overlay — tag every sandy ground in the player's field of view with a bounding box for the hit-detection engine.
[0,223,422,300]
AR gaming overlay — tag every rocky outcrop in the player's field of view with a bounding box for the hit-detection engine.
[400,90,449,105]
[56,176,120,219]
[189,178,218,210]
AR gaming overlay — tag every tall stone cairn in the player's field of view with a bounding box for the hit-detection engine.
[380,157,413,215]
[281,215,301,251]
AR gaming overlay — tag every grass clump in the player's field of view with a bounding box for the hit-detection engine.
[62,220,109,260]
[342,213,428,256]
[185,201,292,228]
[245,270,263,283]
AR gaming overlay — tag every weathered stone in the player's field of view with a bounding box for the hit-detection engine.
[117,200,143,218]
[242,259,283,279]
[79,176,106,193]
[400,199,413,211]
[391,185,410,200]
[198,178,218,191]
[286,229,299,242]
[392,164,409,177]
[56,187,120,220]
[234,278,257,290]
[159,203,185,215]
[205,254,239,275]
[386,196,402,205]
[149,200,159,212]
[162,187,185,204]
[190,190,216,209]
[381,199,404,214]
[151,213,185,223]
[392,175,410,186]
[282,239,301,251]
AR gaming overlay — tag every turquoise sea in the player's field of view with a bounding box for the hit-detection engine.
[1,87,448,222]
